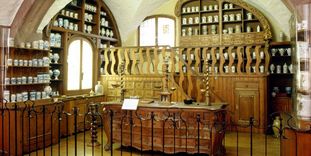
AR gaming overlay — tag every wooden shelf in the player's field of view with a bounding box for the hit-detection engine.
[2,83,50,86]
[50,79,63,82]
[181,12,200,15]
[8,47,51,52]
[271,56,292,59]
[201,22,219,25]
[200,10,219,13]
[58,14,80,22]
[51,26,118,42]
[50,46,63,49]
[85,20,96,25]
[7,65,50,68]
[100,25,113,29]
[223,20,242,24]
[244,19,259,22]
[222,8,242,11]
[85,9,97,14]
[66,4,82,10]
[270,41,291,46]
[181,23,200,26]
[50,63,63,66]
[270,73,294,76]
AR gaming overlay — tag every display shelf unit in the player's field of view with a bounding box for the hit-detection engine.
[179,0,262,37]
[47,0,121,95]
[2,47,51,103]
[268,41,293,113]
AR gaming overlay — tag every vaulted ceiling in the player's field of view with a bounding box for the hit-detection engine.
[0,0,294,43]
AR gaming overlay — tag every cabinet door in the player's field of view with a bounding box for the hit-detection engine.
[234,90,260,125]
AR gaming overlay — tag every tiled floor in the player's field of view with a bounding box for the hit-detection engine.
[31,131,280,156]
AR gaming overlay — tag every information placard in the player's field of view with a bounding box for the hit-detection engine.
[121,98,139,110]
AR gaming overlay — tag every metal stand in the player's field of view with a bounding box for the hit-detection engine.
[160,58,172,104]
[88,103,100,146]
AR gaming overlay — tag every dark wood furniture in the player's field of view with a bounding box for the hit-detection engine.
[281,120,311,156]
[102,102,227,155]
[47,0,121,95]
[268,41,293,113]
[0,95,105,156]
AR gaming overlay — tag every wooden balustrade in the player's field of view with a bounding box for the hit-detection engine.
[100,45,269,102]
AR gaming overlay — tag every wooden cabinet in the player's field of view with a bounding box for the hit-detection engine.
[176,0,272,47]
[103,102,227,155]
[281,127,311,156]
[179,0,262,36]
[0,100,60,156]
[61,95,105,135]
[268,41,293,113]
[47,0,121,94]
[234,81,260,126]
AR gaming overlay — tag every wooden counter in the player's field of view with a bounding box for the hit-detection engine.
[0,95,105,156]
[102,102,227,155]
[281,120,311,156]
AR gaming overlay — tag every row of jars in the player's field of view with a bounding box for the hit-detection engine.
[183,64,266,74]
[182,3,237,13]
[270,63,293,74]
[85,3,97,13]
[60,9,79,19]
[16,40,50,50]
[270,48,291,56]
[182,16,219,25]
[50,33,62,47]
[84,24,93,34]
[3,90,52,103]
[182,25,217,36]
[54,18,79,31]
[5,73,50,85]
[100,28,114,38]
[182,5,219,13]
[101,18,109,27]
[84,12,94,22]
[7,57,50,67]
[181,51,264,61]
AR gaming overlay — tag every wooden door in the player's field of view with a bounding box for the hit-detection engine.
[234,89,259,125]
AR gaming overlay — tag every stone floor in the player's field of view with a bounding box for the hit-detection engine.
[30,131,280,156]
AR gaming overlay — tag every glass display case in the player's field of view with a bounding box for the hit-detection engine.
[294,3,311,121]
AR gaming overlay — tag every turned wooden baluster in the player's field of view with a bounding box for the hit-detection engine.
[124,48,130,75]
[186,48,193,98]
[255,45,262,75]
[146,48,151,75]
[110,48,116,75]
[104,48,109,75]
[219,47,225,74]
[154,47,159,75]
[264,42,270,74]
[178,48,185,95]
[228,46,234,74]
[245,46,252,74]
[139,48,144,74]
[131,48,138,75]
[237,46,243,74]
[211,47,217,74]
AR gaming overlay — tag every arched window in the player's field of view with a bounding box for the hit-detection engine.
[139,15,175,47]
[67,38,93,93]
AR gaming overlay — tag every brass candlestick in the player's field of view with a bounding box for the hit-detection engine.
[111,60,125,102]
[203,61,210,105]
[160,57,172,104]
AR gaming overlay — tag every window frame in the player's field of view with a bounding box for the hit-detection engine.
[138,14,176,47]
[65,36,96,95]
